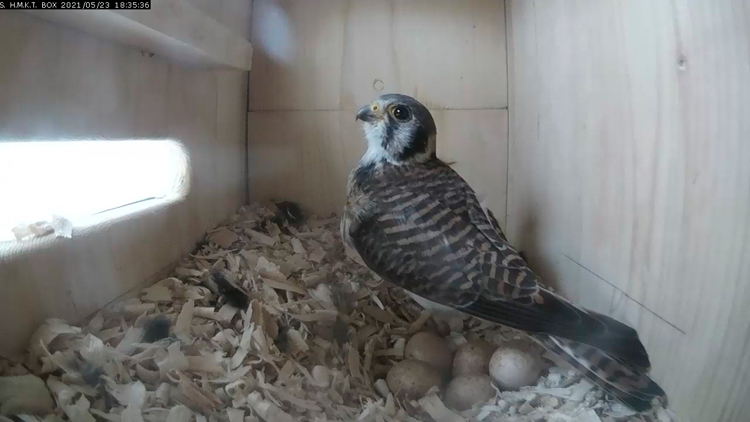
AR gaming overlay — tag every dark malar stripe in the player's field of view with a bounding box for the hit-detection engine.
[397,125,429,161]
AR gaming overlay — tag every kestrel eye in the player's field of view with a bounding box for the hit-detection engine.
[392,105,411,121]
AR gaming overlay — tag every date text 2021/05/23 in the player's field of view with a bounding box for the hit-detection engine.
[0,0,150,9]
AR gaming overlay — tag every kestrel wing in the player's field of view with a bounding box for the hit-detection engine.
[348,167,649,370]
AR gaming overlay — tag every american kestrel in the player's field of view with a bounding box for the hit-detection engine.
[341,94,666,412]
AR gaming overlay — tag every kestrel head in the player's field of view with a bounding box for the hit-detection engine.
[356,94,437,165]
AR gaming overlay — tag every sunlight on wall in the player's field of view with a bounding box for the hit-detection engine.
[0,140,190,242]
[254,0,294,64]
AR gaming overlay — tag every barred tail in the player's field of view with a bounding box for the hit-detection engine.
[532,334,668,413]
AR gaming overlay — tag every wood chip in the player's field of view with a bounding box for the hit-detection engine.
[418,395,466,422]
[286,329,310,356]
[288,310,338,323]
[347,345,362,381]
[166,405,192,422]
[226,408,244,422]
[247,230,277,246]
[174,300,194,341]
[209,228,240,248]
[8,203,676,422]
[291,238,306,255]
[186,356,224,373]
[0,375,55,415]
[247,391,295,422]
[141,283,173,303]
[362,305,397,325]
[261,277,307,295]
[308,246,326,263]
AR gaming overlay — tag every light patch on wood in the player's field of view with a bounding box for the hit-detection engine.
[506,1,750,421]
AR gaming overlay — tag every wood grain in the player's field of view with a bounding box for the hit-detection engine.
[0,11,248,358]
[186,0,253,41]
[25,0,254,70]
[247,111,357,215]
[248,109,509,218]
[506,1,750,421]
[248,0,509,218]
[250,0,507,111]
[434,109,509,228]
[249,0,347,111]
[339,0,508,111]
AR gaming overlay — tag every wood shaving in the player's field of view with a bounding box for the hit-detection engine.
[2,204,679,422]
[12,216,73,241]
[419,394,466,422]
[0,375,54,415]
[174,300,195,341]
[209,228,241,249]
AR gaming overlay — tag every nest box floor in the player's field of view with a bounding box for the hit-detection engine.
[0,204,679,422]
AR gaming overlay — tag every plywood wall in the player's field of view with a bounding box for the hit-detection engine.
[247,0,509,222]
[0,11,248,358]
[186,0,253,41]
[506,1,750,421]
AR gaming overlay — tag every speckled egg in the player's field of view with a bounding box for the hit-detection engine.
[452,339,496,377]
[445,375,496,410]
[405,331,453,374]
[386,359,442,398]
[488,340,543,390]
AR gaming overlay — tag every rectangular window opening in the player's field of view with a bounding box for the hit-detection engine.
[0,139,190,243]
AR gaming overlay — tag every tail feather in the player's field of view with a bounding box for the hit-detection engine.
[464,291,652,370]
[584,310,653,373]
[532,334,667,413]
